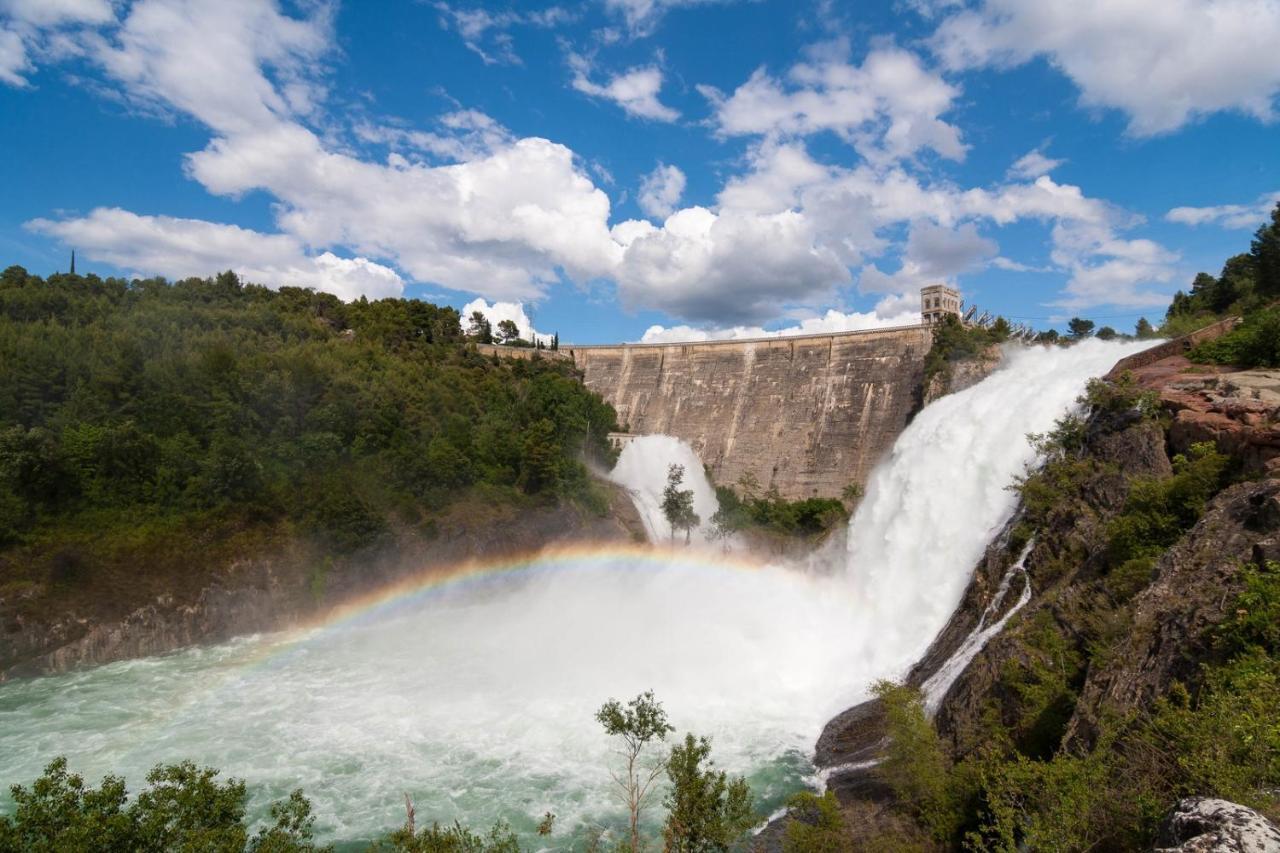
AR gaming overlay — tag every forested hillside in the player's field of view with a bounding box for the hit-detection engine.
[0,266,618,613]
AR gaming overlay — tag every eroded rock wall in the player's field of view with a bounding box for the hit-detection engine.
[571,327,932,499]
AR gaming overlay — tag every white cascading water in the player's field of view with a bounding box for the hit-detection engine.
[0,338,1153,845]
[608,435,722,546]
[920,541,1034,716]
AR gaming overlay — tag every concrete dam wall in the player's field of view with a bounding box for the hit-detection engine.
[570,326,933,499]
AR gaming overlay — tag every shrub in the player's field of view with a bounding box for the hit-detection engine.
[1190,306,1280,368]
[782,792,852,853]
[872,681,959,843]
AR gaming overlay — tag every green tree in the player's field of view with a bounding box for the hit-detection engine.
[1214,254,1257,311]
[782,792,850,853]
[662,734,755,852]
[661,464,699,544]
[494,320,519,344]
[872,681,958,843]
[1134,317,1156,339]
[467,311,493,344]
[1066,317,1095,339]
[1095,325,1117,340]
[517,418,561,494]
[596,691,674,852]
[0,758,326,853]
[1251,200,1280,296]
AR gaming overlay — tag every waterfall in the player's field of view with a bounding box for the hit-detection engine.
[0,339,1157,845]
[831,337,1154,686]
[608,435,722,545]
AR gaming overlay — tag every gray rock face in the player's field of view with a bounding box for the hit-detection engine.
[1155,798,1280,852]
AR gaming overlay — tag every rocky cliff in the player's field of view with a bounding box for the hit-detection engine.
[571,326,933,499]
[802,335,1280,850]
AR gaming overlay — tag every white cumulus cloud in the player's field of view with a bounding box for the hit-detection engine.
[1166,191,1280,229]
[637,163,686,218]
[570,56,679,121]
[26,207,404,301]
[462,298,553,343]
[1007,147,1064,180]
[703,42,966,163]
[612,205,851,324]
[932,0,1280,136]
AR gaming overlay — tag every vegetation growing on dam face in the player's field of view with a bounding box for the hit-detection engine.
[707,472,850,542]
[0,265,618,613]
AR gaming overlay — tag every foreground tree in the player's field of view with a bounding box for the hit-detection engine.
[662,734,755,852]
[596,691,674,852]
[0,757,326,853]
[661,464,700,544]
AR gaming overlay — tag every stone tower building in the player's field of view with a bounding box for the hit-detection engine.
[920,284,961,325]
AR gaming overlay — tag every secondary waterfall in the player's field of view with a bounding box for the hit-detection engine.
[0,338,1153,845]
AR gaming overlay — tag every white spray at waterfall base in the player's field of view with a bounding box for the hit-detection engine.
[608,435,722,546]
[0,338,1155,844]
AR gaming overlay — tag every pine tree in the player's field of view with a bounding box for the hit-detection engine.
[1251,201,1280,297]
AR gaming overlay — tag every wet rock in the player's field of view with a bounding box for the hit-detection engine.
[1154,798,1280,852]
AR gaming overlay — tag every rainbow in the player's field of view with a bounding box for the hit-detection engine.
[173,541,786,696]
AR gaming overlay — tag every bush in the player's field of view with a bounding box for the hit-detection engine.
[782,792,852,853]
[923,314,1010,388]
[0,757,326,853]
[1105,442,1229,573]
[872,681,958,843]
[1190,306,1280,368]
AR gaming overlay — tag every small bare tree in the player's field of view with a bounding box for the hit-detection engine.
[596,691,674,851]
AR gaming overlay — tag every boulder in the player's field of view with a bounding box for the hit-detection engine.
[1154,798,1280,852]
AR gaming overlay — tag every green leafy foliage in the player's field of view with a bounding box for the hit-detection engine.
[1189,306,1280,368]
[380,820,520,853]
[1104,442,1230,592]
[923,314,1010,388]
[1066,317,1095,339]
[782,792,851,853]
[662,734,755,852]
[871,682,959,843]
[661,464,699,544]
[596,691,675,852]
[711,483,847,539]
[0,757,326,853]
[0,266,619,560]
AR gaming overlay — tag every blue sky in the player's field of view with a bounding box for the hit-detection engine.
[2,0,1279,343]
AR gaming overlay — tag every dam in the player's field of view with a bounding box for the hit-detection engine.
[569,323,934,500]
